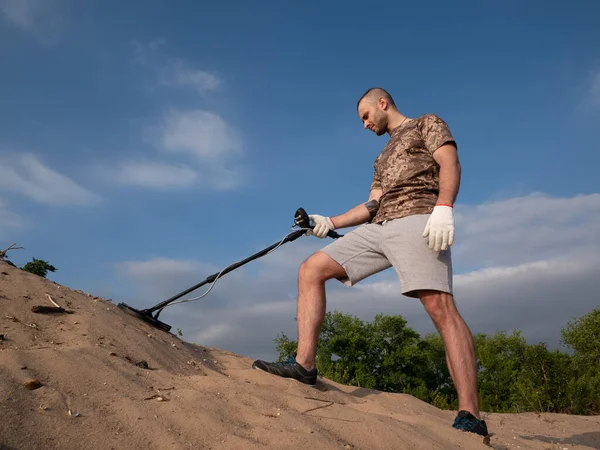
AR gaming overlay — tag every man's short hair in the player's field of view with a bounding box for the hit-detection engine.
[357,87,396,109]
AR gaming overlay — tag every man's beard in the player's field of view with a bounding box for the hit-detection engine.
[373,112,388,135]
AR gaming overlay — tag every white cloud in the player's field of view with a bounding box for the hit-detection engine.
[0,197,23,239]
[118,191,600,361]
[146,108,245,190]
[195,323,236,344]
[111,40,243,192]
[101,160,198,189]
[118,257,207,280]
[0,198,21,227]
[159,60,221,94]
[0,0,66,41]
[0,153,100,206]
[590,70,600,107]
[131,38,166,66]
[453,192,600,268]
[159,109,242,160]
[96,110,245,191]
[116,257,224,301]
[0,0,33,29]
[131,39,221,94]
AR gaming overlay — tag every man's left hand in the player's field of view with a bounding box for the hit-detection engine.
[422,205,454,251]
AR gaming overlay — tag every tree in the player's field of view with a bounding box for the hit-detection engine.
[561,307,600,365]
[272,308,600,416]
[21,258,57,278]
[419,333,456,409]
[275,310,437,401]
[560,308,600,414]
[473,330,527,412]
[511,342,571,413]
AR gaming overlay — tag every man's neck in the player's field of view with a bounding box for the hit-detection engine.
[386,111,408,134]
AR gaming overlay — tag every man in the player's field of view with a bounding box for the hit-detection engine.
[252,87,488,437]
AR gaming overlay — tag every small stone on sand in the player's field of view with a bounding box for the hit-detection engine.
[24,379,43,390]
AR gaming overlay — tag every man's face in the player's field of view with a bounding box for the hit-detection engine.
[358,101,388,136]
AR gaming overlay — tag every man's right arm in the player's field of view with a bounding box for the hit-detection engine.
[327,188,382,229]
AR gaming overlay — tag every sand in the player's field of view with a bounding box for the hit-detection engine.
[1,259,599,450]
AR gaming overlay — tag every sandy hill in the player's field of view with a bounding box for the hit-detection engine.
[1,260,599,450]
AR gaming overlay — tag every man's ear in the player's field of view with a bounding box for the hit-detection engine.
[378,97,388,110]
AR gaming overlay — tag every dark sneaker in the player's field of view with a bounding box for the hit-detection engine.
[452,410,489,436]
[252,355,317,386]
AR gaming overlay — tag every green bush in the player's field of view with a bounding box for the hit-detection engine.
[22,258,57,278]
[274,308,600,415]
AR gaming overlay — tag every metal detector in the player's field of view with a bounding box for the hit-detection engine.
[118,207,342,333]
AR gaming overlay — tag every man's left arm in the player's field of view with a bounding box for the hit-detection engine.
[420,114,461,251]
[433,142,461,206]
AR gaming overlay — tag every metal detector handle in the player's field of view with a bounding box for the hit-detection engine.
[295,207,343,239]
[327,229,342,239]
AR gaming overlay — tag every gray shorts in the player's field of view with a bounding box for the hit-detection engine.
[319,213,453,298]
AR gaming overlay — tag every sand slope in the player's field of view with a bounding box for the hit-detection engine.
[1,260,599,450]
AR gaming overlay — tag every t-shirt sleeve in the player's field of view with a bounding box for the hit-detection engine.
[420,114,457,155]
[370,165,382,191]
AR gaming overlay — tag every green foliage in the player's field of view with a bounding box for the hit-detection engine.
[474,331,527,412]
[21,258,57,278]
[560,307,600,414]
[419,333,455,409]
[273,308,600,415]
[561,307,600,364]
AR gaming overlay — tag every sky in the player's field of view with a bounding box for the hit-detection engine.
[1,0,599,362]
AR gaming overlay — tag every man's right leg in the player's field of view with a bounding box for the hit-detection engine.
[252,223,391,385]
[251,251,346,385]
[294,251,348,370]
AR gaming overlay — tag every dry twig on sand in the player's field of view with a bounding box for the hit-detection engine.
[0,243,24,259]
[31,294,74,314]
[301,401,335,414]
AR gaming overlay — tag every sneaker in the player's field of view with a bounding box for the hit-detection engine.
[452,410,489,436]
[252,355,318,386]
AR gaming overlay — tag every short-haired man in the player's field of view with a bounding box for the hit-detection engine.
[252,88,488,437]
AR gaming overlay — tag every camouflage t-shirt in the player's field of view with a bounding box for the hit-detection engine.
[370,113,456,223]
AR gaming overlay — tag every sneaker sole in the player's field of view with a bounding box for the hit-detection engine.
[252,365,318,387]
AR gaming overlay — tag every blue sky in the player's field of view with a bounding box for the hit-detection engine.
[1,0,599,361]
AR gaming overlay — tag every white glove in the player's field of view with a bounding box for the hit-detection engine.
[307,214,335,238]
[422,205,454,251]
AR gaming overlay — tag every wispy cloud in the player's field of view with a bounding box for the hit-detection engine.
[131,38,166,66]
[99,160,198,190]
[107,39,244,191]
[590,69,600,107]
[159,60,221,94]
[118,191,600,360]
[0,197,23,239]
[146,108,245,190]
[0,198,21,227]
[159,109,242,160]
[131,39,221,94]
[100,108,245,191]
[119,257,204,279]
[0,153,100,206]
[453,192,600,268]
[0,0,66,41]
[0,0,33,29]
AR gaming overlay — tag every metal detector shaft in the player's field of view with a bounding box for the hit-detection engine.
[143,228,308,315]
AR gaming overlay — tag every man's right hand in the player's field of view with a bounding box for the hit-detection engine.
[307,214,335,238]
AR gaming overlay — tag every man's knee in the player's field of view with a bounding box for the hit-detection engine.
[299,251,346,284]
[418,290,457,324]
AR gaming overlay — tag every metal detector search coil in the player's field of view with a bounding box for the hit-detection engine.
[118,207,342,332]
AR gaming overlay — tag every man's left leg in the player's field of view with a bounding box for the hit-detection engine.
[381,214,488,437]
[418,290,479,417]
